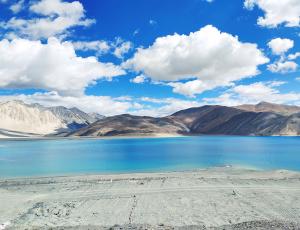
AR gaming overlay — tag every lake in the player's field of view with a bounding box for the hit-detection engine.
[0,136,300,178]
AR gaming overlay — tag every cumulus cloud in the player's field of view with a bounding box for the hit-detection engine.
[72,38,133,58]
[132,97,202,117]
[266,38,298,74]
[0,37,125,96]
[0,92,202,117]
[1,0,95,39]
[267,38,294,55]
[124,25,269,96]
[130,75,147,84]
[288,52,300,60]
[0,91,135,116]
[72,40,111,56]
[204,81,300,106]
[113,38,133,59]
[267,60,298,73]
[168,79,234,97]
[244,0,300,28]
[9,0,24,14]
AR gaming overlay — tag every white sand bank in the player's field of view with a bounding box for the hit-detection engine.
[0,167,300,229]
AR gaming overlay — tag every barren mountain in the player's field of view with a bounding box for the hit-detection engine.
[68,114,189,137]
[88,112,106,121]
[171,105,300,136]
[277,113,300,136]
[0,101,64,135]
[70,104,300,137]
[207,112,286,136]
[236,101,300,116]
[1,100,300,137]
[170,105,244,133]
[47,106,96,131]
[0,101,103,137]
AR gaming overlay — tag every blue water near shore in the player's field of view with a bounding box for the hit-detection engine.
[0,136,300,178]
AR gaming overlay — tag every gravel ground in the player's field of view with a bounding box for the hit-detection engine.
[0,167,300,229]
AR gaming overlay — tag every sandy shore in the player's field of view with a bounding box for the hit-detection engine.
[1,167,300,229]
[0,134,184,141]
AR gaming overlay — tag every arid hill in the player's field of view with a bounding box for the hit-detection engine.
[236,101,300,116]
[69,103,300,137]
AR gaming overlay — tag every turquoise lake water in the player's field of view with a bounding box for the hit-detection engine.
[0,136,300,178]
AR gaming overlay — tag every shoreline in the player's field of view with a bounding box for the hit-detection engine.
[0,133,186,141]
[1,167,300,229]
[1,134,300,141]
[0,165,262,180]
[1,163,289,181]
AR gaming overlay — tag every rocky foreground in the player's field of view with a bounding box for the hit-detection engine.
[0,167,300,229]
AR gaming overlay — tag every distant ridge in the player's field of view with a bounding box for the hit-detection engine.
[1,100,300,137]
[236,101,300,116]
[169,104,300,136]
[70,102,300,137]
[67,114,189,137]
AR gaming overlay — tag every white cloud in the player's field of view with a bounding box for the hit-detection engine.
[132,97,202,117]
[266,38,298,74]
[113,38,133,59]
[244,0,300,28]
[168,79,234,97]
[288,52,300,60]
[124,25,269,96]
[9,0,24,14]
[0,92,202,117]
[267,60,298,73]
[267,38,294,55]
[149,19,157,25]
[130,75,147,84]
[0,91,134,116]
[30,0,82,17]
[72,38,133,58]
[1,0,95,39]
[0,37,125,96]
[204,81,300,106]
[72,40,111,56]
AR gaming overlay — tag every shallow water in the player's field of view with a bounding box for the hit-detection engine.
[0,136,300,177]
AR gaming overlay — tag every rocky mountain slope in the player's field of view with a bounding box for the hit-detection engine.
[171,105,300,136]
[278,113,300,136]
[1,100,300,137]
[0,101,64,135]
[0,100,103,137]
[47,106,96,131]
[169,105,244,133]
[70,102,300,137]
[88,112,106,121]
[68,114,189,137]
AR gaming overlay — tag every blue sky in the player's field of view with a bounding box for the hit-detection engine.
[0,0,299,116]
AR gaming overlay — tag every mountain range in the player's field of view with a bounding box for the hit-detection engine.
[235,101,300,116]
[1,100,300,138]
[0,100,103,137]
